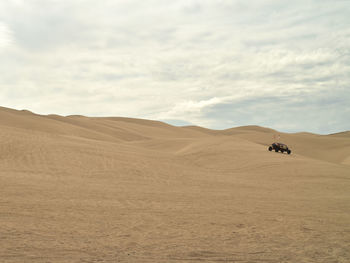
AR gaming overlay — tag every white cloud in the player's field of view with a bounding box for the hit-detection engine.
[0,0,349,133]
[159,97,225,117]
[0,22,13,50]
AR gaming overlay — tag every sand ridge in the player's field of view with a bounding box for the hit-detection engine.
[0,107,349,262]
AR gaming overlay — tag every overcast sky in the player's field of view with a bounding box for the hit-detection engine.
[0,0,349,134]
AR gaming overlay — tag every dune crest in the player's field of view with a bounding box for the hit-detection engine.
[1,106,349,262]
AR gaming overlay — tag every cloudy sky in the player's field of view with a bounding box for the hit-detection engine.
[0,0,349,133]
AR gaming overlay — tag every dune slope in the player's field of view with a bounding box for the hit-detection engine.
[0,107,349,263]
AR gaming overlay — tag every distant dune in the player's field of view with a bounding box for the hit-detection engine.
[1,106,349,262]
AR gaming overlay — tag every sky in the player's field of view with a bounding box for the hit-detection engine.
[0,0,349,134]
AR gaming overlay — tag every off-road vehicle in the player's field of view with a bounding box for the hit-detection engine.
[268,143,291,154]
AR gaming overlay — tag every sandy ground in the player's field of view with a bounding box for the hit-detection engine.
[0,106,349,262]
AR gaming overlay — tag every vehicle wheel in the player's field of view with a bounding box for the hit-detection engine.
[287,150,291,154]
[281,149,284,153]
[268,146,272,151]
[275,149,278,152]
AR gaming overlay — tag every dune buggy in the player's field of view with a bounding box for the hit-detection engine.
[268,143,291,154]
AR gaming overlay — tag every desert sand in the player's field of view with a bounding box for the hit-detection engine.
[0,106,349,262]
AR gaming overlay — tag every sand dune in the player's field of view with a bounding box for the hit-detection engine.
[0,106,349,262]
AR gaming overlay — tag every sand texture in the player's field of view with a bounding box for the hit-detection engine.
[0,106,349,262]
